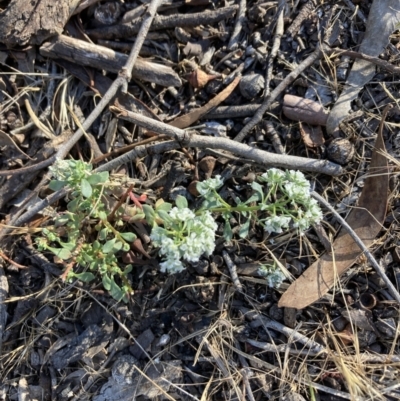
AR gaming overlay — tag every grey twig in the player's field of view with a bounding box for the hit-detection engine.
[311,191,400,304]
[227,0,247,50]
[109,104,343,175]
[264,0,285,98]
[222,250,243,292]
[234,46,323,142]
[87,6,238,40]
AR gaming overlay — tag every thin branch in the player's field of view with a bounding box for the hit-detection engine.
[264,0,285,98]
[311,191,400,304]
[227,0,247,50]
[109,103,343,176]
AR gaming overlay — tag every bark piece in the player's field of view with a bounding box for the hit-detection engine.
[40,35,182,87]
[0,0,80,47]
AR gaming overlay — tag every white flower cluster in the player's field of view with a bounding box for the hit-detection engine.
[196,175,224,198]
[258,264,286,288]
[259,168,322,233]
[49,158,73,181]
[49,158,91,183]
[150,207,218,274]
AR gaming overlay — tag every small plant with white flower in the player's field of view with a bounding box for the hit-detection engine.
[36,159,137,302]
[194,168,322,239]
[35,158,322,302]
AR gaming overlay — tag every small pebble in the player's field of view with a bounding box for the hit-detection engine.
[326,138,354,165]
[239,73,265,99]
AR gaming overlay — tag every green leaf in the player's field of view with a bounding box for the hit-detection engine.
[86,171,109,185]
[55,214,70,226]
[73,272,95,282]
[223,220,233,242]
[110,278,125,302]
[102,274,112,290]
[120,232,136,242]
[122,243,130,252]
[98,211,108,221]
[113,241,123,252]
[67,198,79,212]
[142,204,155,226]
[175,195,188,209]
[157,210,173,224]
[48,247,72,260]
[102,238,116,254]
[124,264,133,275]
[99,228,108,241]
[245,193,262,204]
[49,180,66,191]
[59,241,77,251]
[251,181,264,195]
[81,179,93,198]
[239,219,251,239]
[156,202,172,213]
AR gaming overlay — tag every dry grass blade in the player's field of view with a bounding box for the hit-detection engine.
[169,77,241,128]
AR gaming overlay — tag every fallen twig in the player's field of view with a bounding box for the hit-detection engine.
[87,6,238,39]
[109,103,343,176]
[264,0,285,98]
[40,35,182,87]
[222,250,243,292]
[227,0,246,50]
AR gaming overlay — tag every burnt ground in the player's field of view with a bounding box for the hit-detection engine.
[1,0,400,400]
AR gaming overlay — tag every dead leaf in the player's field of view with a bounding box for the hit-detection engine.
[299,123,325,148]
[0,130,32,160]
[283,95,329,126]
[278,111,389,309]
[169,76,241,129]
